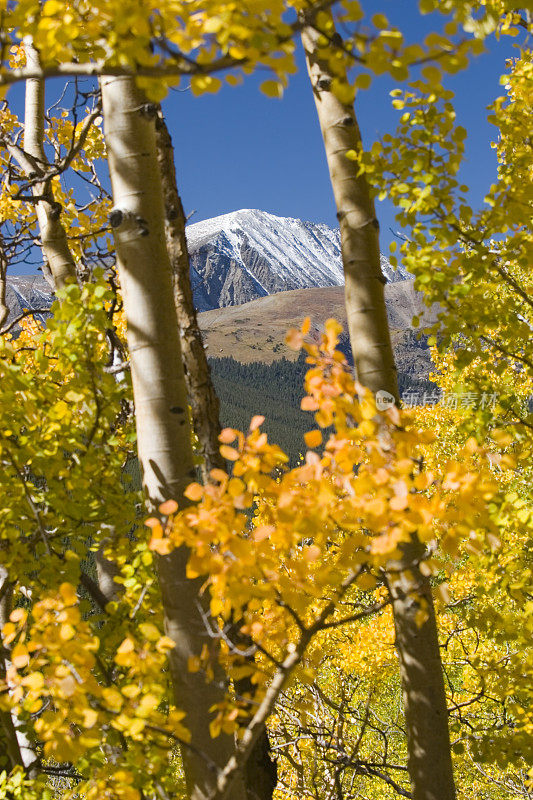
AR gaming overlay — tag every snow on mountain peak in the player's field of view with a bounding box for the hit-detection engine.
[186,209,407,309]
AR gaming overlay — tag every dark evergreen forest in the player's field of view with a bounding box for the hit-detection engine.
[209,344,434,463]
[209,353,310,463]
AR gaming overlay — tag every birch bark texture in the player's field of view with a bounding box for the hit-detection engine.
[302,16,456,800]
[301,20,399,404]
[154,109,277,800]
[388,543,457,800]
[0,567,38,772]
[100,76,246,800]
[154,109,225,481]
[23,41,77,289]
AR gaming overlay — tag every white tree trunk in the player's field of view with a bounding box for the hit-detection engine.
[0,567,38,772]
[100,76,246,800]
[301,22,398,403]
[23,41,77,289]
[302,17,456,800]
[154,108,277,800]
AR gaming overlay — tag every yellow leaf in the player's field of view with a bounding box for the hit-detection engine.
[355,73,372,90]
[372,13,389,29]
[102,687,124,711]
[22,671,44,691]
[156,635,175,653]
[60,623,75,641]
[42,0,63,15]
[11,644,30,668]
[58,675,77,697]
[360,397,377,419]
[191,76,222,96]
[226,74,243,87]
[139,622,160,642]
[331,78,356,105]
[260,80,283,99]
[228,477,246,497]
[116,637,135,654]
[122,684,141,699]
[82,708,99,728]
[59,582,78,606]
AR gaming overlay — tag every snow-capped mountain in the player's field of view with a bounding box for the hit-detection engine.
[3,210,410,323]
[186,209,407,311]
[3,276,53,327]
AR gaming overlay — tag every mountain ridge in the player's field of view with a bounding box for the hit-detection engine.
[186,209,409,311]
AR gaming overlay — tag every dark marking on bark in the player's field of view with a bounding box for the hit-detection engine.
[109,209,124,228]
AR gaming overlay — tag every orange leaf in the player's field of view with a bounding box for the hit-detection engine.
[390,495,409,511]
[210,468,228,483]
[220,445,239,461]
[303,545,321,562]
[304,430,323,449]
[301,396,319,411]
[159,499,178,515]
[184,483,204,502]
[285,328,303,350]
[219,428,237,444]
[149,536,174,555]
[252,525,274,542]
[249,415,265,431]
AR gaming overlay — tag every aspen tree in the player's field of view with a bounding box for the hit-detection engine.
[387,544,456,800]
[0,237,7,327]
[100,75,247,800]
[302,14,456,800]
[22,42,77,289]
[0,567,38,773]
[154,108,277,799]
[301,19,398,404]
[154,109,225,481]
[0,46,76,775]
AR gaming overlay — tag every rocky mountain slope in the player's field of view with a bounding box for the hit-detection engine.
[186,209,409,311]
[3,211,429,397]
[2,275,53,327]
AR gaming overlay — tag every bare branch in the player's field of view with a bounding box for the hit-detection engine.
[0,307,51,336]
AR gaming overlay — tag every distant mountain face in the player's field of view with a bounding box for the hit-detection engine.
[186,209,408,311]
[3,276,52,328]
[3,209,410,323]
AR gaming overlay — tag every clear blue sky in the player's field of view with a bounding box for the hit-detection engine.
[6,3,524,274]
[162,5,522,255]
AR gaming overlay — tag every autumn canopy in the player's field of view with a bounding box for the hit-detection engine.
[0,2,531,800]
